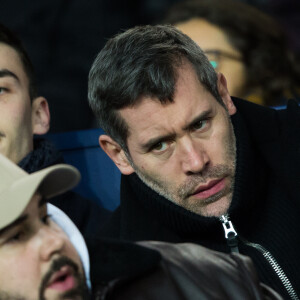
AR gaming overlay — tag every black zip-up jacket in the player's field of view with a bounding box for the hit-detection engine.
[99,98,300,299]
[87,239,282,300]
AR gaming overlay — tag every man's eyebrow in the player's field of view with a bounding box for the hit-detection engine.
[182,109,213,131]
[0,69,20,82]
[0,215,28,236]
[140,109,213,151]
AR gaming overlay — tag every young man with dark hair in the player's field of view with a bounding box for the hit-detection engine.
[88,24,300,299]
[0,23,110,235]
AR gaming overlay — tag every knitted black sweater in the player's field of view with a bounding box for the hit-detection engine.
[100,99,300,299]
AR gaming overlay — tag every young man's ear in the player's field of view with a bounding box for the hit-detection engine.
[31,97,50,135]
[99,135,134,175]
[217,73,237,116]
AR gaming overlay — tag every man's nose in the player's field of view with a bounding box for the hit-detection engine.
[180,138,209,174]
[39,225,65,261]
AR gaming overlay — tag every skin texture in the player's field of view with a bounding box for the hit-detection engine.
[0,43,50,164]
[0,193,87,300]
[176,18,248,100]
[100,63,237,217]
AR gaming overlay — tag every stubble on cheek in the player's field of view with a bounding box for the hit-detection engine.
[133,119,237,215]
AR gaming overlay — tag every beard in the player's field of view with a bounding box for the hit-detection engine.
[39,256,90,300]
[132,120,236,217]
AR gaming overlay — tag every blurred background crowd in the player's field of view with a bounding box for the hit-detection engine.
[1,0,299,132]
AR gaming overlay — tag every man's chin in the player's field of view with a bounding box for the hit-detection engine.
[183,194,232,217]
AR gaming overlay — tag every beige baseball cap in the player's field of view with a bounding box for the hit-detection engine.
[0,153,80,230]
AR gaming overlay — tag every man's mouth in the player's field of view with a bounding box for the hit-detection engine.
[190,178,226,200]
[46,265,77,292]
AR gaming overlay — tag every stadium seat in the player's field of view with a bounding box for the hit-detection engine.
[45,128,120,211]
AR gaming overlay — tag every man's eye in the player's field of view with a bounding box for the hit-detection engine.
[0,87,8,94]
[7,231,24,243]
[193,120,208,130]
[152,141,168,152]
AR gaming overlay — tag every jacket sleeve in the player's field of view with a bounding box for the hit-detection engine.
[92,240,283,299]
[135,241,284,300]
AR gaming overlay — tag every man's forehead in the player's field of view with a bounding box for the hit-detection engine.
[120,98,174,139]
[0,43,27,84]
[0,43,21,63]
[120,94,215,144]
[120,97,164,122]
[120,62,215,125]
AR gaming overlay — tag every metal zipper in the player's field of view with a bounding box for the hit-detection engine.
[241,238,299,300]
[219,214,299,300]
[219,214,239,253]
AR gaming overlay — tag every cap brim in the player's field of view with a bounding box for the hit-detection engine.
[0,164,80,230]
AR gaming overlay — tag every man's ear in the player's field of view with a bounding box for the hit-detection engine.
[217,73,237,116]
[99,135,134,175]
[31,97,50,135]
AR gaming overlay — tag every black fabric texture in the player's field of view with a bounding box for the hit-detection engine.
[19,138,111,237]
[19,138,63,172]
[99,98,300,299]
[87,239,283,300]
[86,238,161,283]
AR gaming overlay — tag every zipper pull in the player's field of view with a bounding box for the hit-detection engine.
[219,215,239,253]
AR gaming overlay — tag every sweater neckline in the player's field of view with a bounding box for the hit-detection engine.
[18,138,63,173]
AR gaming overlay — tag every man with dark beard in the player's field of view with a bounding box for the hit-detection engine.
[88,25,300,299]
[0,154,89,299]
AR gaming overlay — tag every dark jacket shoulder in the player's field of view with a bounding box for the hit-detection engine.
[50,191,111,237]
[87,239,282,300]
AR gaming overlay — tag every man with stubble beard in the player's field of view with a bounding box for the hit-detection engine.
[88,24,300,299]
